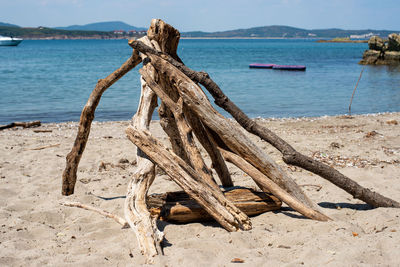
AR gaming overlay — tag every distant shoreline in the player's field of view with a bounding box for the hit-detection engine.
[316,39,368,43]
[20,36,368,41]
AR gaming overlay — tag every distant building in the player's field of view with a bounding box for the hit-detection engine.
[113,30,125,35]
[350,32,375,39]
[308,33,317,37]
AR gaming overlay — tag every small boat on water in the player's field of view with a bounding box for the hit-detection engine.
[272,65,306,71]
[249,63,275,69]
[0,35,23,46]
[249,63,306,71]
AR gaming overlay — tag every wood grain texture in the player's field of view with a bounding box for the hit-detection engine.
[148,188,281,223]
[125,126,252,232]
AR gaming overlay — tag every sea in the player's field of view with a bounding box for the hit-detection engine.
[1,39,399,124]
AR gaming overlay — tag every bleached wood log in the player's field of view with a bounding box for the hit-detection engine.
[148,19,190,165]
[147,188,281,223]
[219,148,330,221]
[125,126,252,232]
[61,49,142,196]
[183,105,234,187]
[144,54,320,212]
[147,19,181,61]
[125,74,161,263]
[140,66,219,190]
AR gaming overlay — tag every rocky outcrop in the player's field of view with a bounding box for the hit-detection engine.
[368,36,385,51]
[388,33,400,51]
[360,33,400,65]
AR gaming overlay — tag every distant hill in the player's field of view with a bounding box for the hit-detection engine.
[0,22,20,28]
[1,21,398,40]
[56,21,146,32]
[182,25,399,38]
[0,26,135,39]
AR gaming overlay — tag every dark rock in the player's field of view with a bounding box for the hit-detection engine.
[388,33,400,51]
[360,34,400,65]
[368,36,385,51]
[359,50,381,65]
[329,142,342,149]
[383,51,400,64]
[118,158,130,164]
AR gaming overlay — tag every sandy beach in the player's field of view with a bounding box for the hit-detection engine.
[1,112,399,266]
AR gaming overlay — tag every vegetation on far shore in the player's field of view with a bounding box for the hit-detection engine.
[316,37,368,43]
[0,26,144,39]
[1,22,397,40]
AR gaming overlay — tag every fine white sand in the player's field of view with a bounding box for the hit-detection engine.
[1,113,399,266]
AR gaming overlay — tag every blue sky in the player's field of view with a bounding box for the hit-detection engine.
[1,0,399,31]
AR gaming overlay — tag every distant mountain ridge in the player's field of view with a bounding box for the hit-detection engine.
[182,25,399,38]
[55,21,146,32]
[0,22,20,28]
[1,21,398,39]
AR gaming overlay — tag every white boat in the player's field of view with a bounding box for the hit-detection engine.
[0,35,23,46]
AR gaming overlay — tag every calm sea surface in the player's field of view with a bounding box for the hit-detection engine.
[1,39,399,124]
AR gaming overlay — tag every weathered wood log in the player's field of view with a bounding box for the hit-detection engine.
[125,126,252,232]
[143,53,320,212]
[147,19,181,62]
[0,120,41,130]
[124,64,162,263]
[183,106,234,187]
[61,188,280,226]
[147,188,281,223]
[219,148,330,221]
[129,39,400,208]
[148,19,190,165]
[61,49,142,196]
[140,66,219,191]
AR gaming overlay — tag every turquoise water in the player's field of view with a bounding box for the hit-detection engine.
[0,39,399,123]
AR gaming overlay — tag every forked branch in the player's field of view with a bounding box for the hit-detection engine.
[61,50,142,196]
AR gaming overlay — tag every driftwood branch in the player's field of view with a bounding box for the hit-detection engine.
[125,126,252,232]
[144,53,319,211]
[0,120,41,130]
[219,148,330,221]
[124,66,162,263]
[148,188,281,223]
[183,106,234,187]
[60,201,129,228]
[130,40,400,208]
[147,20,233,187]
[148,20,190,165]
[140,66,219,190]
[28,143,60,151]
[349,67,364,116]
[61,49,142,196]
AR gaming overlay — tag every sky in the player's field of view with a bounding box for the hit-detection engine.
[1,0,399,32]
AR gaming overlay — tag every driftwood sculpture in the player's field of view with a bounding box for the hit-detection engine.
[61,19,400,263]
